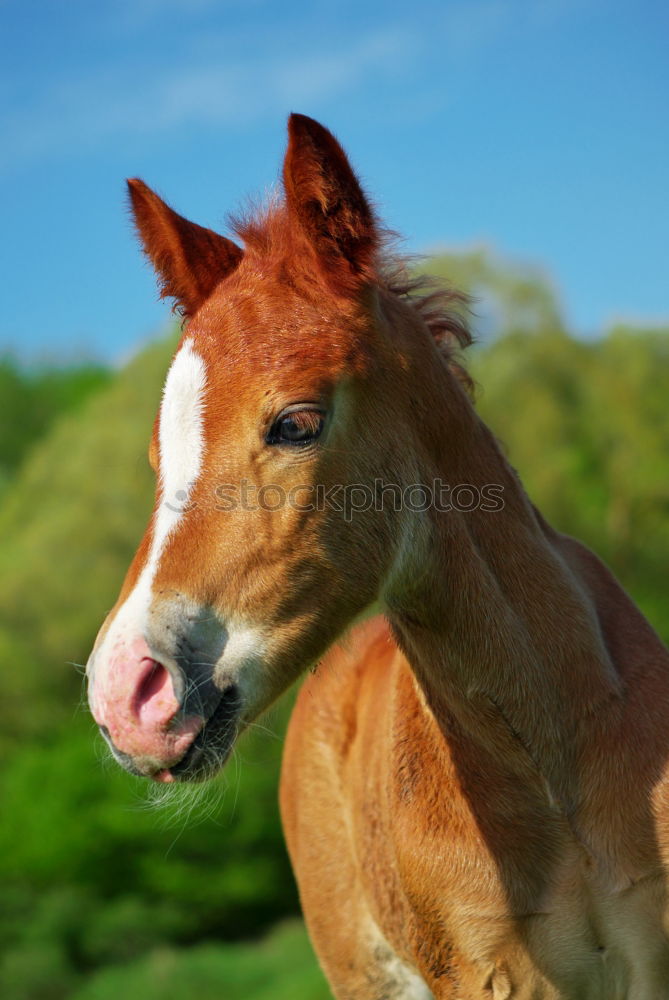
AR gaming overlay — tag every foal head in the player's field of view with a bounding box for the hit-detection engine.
[86,115,470,782]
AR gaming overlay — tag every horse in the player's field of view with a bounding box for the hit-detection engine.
[86,114,669,998]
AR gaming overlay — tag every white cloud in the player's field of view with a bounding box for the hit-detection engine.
[438,0,594,57]
[1,27,410,171]
[2,0,588,173]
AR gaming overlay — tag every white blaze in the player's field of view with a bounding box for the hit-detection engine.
[88,338,207,681]
[153,337,207,567]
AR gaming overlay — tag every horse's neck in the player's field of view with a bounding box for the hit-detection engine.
[384,406,642,815]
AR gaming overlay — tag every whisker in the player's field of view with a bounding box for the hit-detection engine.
[245,719,283,743]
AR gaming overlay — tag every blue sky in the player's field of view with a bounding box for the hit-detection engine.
[1,0,667,362]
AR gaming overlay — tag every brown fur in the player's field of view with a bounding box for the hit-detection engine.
[93,116,669,998]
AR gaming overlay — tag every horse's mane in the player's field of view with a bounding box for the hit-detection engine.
[230,199,473,392]
[379,248,474,393]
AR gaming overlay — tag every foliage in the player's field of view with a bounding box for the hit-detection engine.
[0,355,110,497]
[0,249,667,998]
[71,921,329,1000]
[0,712,304,1000]
[2,919,329,1000]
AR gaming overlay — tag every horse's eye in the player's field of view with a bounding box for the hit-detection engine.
[267,408,325,446]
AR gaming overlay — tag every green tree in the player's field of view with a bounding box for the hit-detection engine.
[0,355,110,495]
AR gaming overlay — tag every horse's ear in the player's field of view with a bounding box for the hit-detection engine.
[127,179,243,317]
[283,114,378,296]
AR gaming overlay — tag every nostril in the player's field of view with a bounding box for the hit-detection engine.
[133,658,180,728]
[135,659,164,708]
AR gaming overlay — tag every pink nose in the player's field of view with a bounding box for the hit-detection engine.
[90,636,203,766]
